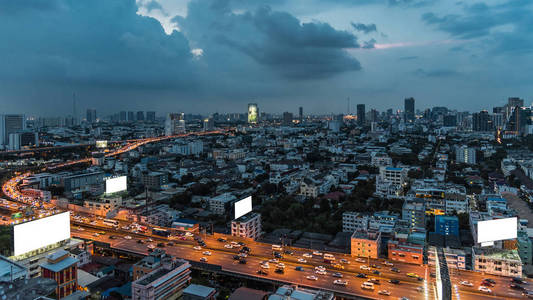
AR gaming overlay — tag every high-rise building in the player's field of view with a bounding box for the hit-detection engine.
[119,111,127,122]
[247,103,258,124]
[356,104,365,126]
[282,112,293,125]
[146,111,156,122]
[203,118,214,131]
[137,111,145,121]
[507,106,531,135]
[127,111,135,122]
[165,113,185,136]
[299,106,303,122]
[404,97,415,123]
[86,109,96,123]
[508,97,524,108]
[456,145,476,164]
[0,114,26,146]
[472,110,492,131]
[369,109,379,123]
[443,115,457,127]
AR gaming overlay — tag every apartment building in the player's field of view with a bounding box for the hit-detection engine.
[132,258,191,300]
[342,211,369,233]
[351,230,381,259]
[472,247,522,277]
[231,212,262,240]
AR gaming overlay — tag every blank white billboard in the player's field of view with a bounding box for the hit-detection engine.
[96,140,108,148]
[234,196,252,220]
[105,176,127,194]
[477,217,517,244]
[14,212,70,256]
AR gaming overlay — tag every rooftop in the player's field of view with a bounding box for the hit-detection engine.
[183,284,216,297]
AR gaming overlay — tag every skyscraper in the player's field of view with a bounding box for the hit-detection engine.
[404,97,415,123]
[128,111,135,122]
[472,110,492,131]
[357,104,365,126]
[86,109,97,123]
[283,112,293,126]
[137,111,145,121]
[165,113,185,136]
[146,111,156,122]
[299,107,303,122]
[248,103,258,124]
[119,111,127,122]
[0,114,26,146]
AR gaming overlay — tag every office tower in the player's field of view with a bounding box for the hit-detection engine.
[8,131,38,150]
[472,110,492,131]
[127,111,135,122]
[0,114,26,146]
[357,104,365,126]
[203,118,214,131]
[137,111,145,121]
[248,103,258,124]
[283,112,293,125]
[404,97,415,123]
[493,106,504,114]
[507,106,531,135]
[299,106,303,122]
[492,113,505,129]
[86,109,97,123]
[370,109,379,122]
[119,111,127,122]
[146,111,156,122]
[508,97,524,108]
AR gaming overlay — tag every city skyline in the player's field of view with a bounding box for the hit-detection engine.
[1,0,532,115]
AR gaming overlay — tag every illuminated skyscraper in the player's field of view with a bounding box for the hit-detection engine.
[404,97,415,123]
[357,104,365,125]
[248,103,258,124]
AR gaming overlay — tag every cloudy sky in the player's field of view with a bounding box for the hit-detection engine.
[0,0,532,116]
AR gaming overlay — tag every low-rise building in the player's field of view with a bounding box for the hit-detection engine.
[209,193,236,215]
[351,230,381,259]
[472,247,522,277]
[387,240,423,265]
[342,211,369,233]
[182,284,216,300]
[40,249,78,299]
[428,246,466,270]
[131,257,191,300]
[231,212,262,241]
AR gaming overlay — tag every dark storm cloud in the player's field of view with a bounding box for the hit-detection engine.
[351,22,377,34]
[0,0,194,88]
[422,1,533,54]
[174,1,361,79]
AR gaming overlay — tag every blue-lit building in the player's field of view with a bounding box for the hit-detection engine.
[435,215,459,237]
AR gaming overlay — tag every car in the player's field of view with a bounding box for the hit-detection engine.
[361,282,374,290]
[306,275,318,281]
[284,250,294,255]
[200,257,208,262]
[303,253,312,258]
[295,266,304,271]
[378,290,391,296]
[224,244,233,249]
[522,291,533,299]
[510,284,526,291]
[388,279,400,284]
[203,251,212,256]
[417,277,424,282]
[193,246,202,250]
[217,238,227,242]
[260,263,270,269]
[360,265,371,271]
[416,287,424,293]
[313,251,323,256]
[276,263,285,269]
[339,258,350,264]
[315,265,326,271]
[370,264,380,269]
[274,252,283,259]
[373,270,381,275]
[124,235,132,240]
[238,241,245,246]
[406,273,418,278]
[332,272,343,278]
[298,258,307,263]
[460,281,473,287]
[241,246,251,253]
[332,264,344,269]
[368,278,380,285]
[333,279,348,286]
[239,253,248,258]
[390,267,400,273]
[478,286,491,293]
[383,261,393,266]
[257,269,268,275]
[269,258,279,263]
[233,255,241,260]
[512,277,527,284]
[481,281,493,287]
[315,269,327,275]
[239,259,247,264]
[483,278,496,285]
[356,273,368,278]
[355,258,365,263]
[275,268,284,274]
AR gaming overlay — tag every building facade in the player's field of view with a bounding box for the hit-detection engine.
[231,212,262,240]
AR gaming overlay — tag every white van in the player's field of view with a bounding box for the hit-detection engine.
[361,282,375,290]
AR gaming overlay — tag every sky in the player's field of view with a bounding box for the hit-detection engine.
[0,0,532,116]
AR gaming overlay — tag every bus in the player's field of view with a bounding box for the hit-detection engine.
[323,253,335,263]
[103,219,119,227]
[272,245,283,251]
[152,228,171,237]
